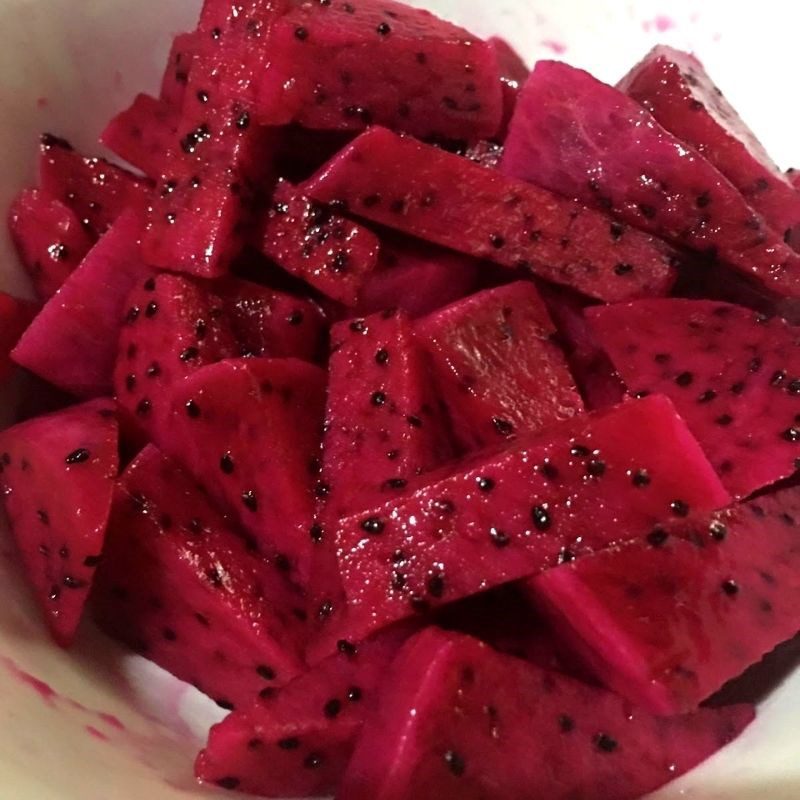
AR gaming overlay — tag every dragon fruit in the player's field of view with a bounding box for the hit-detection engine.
[320,309,454,521]
[196,622,415,796]
[588,298,800,499]
[159,31,199,107]
[8,189,93,301]
[254,0,503,141]
[530,486,800,715]
[536,282,625,410]
[163,358,326,584]
[619,46,800,251]
[38,135,147,239]
[0,293,37,380]
[303,126,678,303]
[93,445,306,710]
[100,94,178,179]
[0,399,118,646]
[260,180,381,305]
[416,281,584,449]
[339,628,753,800]
[500,61,800,299]
[13,212,152,397]
[311,394,730,655]
[489,36,529,136]
[358,237,479,318]
[115,272,325,442]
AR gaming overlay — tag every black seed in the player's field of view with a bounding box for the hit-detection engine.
[709,520,728,540]
[126,305,140,324]
[376,21,391,35]
[371,391,387,406]
[236,111,250,130]
[407,415,423,428]
[146,362,161,378]
[444,750,466,777]
[185,399,200,418]
[614,262,634,276]
[476,476,495,492]
[49,585,61,601]
[195,613,210,627]
[180,346,200,362]
[675,371,694,387]
[716,414,734,426]
[384,478,408,490]
[63,576,86,589]
[586,460,606,477]
[670,500,690,517]
[531,505,552,531]
[595,733,618,753]
[162,627,177,642]
[638,204,657,219]
[722,579,739,596]
[216,777,240,790]
[275,554,291,573]
[770,370,787,387]
[324,698,342,718]
[294,26,308,40]
[696,191,712,208]
[310,523,324,543]
[318,601,334,620]
[347,686,362,702]
[257,665,276,681]
[337,639,358,657]
[490,233,506,249]
[610,221,625,240]
[360,517,385,534]
[304,752,324,770]
[314,482,331,499]
[259,688,277,700]
[349,319,367,334]
[783,427,800,443]
[363,193,382,207]
[559,714,575,733]
[631,469,651,487]
[65,447,90,465]
[375,348,389,365]
[427,572,445,598]
[242,490,258,511]
[59,546,69,559]
[390,198,405,214]
[540,461,560,480]
[788,379,800,395]
[647,527,669,547]
[416,51,427,64]
[570,444,590,457]
[84,554,102,568]
[698,389,717,404]
[489,527,510,548]
[492,417,515,436]
[220,453,235,474]
[125,374,136,392]
[278,737,301,750]
[287,310,304,326]
[749,357,762,373]
[730,381,746,394]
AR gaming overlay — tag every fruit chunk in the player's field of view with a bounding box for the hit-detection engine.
[100,93,178,178]
[619,46,800,250]
[0,399,118,646]
[416,281,584,449]
[195,623,415,797]
[303,126,677,303]
[260,180,380,305]
[358,238,479,318]
[0,292,37,380]
[13,212,151,398]
[8,189,93,301]
[313,395,730,652]
[500,61,800,299]
[529,486,800,714]
[93,446,306,710]
[164,358,326,584]
[489,36,528,135]
[321,310,453,521]
[588,298,800,499]
[39,135,147,239]
[255,0,503,140]
[338,628,753,800]
[160,31,199,107]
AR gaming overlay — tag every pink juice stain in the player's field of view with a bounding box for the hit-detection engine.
[86,725,109,742]
[541,39,567,55]
[3,658,57,703]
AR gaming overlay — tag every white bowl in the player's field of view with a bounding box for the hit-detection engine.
[0,0,798,797]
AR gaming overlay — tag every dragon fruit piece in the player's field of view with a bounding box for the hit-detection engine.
[114,273,239,443]
[489,36,528,137]
[536,281,625,410]
[339,628,753,800]
[260,180,381,305]
[142,84,278,277]
[500,61,800,299]
[8,189,93,301]
[789,168,800,191]
[588,298,800,499]
[160,31,200,107]
[196,623,415,796]
[93,445,306,710]
[619,46,800,251]
[416,281,584,449]
[0,399,118,646]
[13,212,152,398]
[0,293,37,381]
[358,238,479,318]
[39,135,148,239]
[303,126,677,303]
[321,310,454,521]
[212,278,326,362]
[254,0,503,141]
[164,358,326,584]
[100,94,178,179]
[530,486,800,714]
[311,395,730,654]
